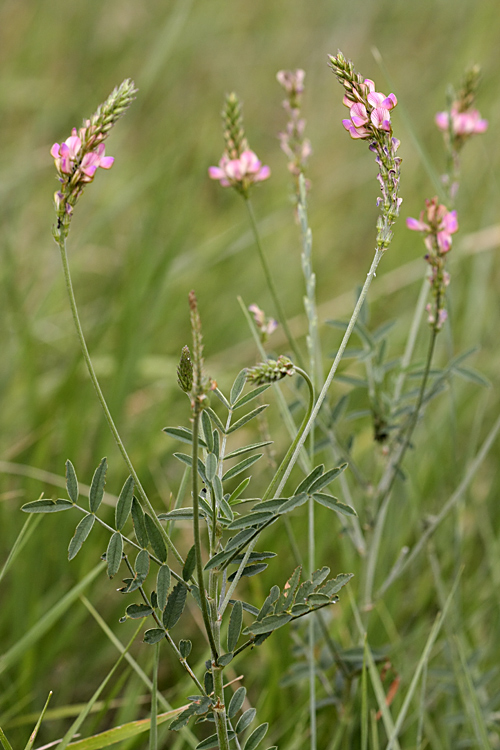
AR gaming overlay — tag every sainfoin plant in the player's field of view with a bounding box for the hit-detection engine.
[10,49,496,750]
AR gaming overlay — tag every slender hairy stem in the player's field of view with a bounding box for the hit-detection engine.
[191,410,218,659]
[212,665,230,750]
[275,248,385,498]
[57,237,183,566]
[244,198,304,368]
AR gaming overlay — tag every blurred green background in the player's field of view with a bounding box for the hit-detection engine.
[1,0,499,747]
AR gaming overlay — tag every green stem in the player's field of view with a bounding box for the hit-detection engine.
[262,366,314,502]
[212,665,230,750]
[57,237,183,566]
[244,198,304,368]
[274,248,385,498]
[191,410,219,660]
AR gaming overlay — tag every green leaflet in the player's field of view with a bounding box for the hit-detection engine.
[228,687,246,719]
[131,498,149,548]
[144,513,167,562]
[163,583,187,630]
[313,493,357,516]
[115,476,134,530]
[65,459,79,503]
[230,368,248,405]
[235,708,256,734]
[157,565,171,610]
[244,723,269,750]
[68,514,95,561]
[21,498,74,513]
[227,600,243,652]
[89,457,107,513]
[106,532,123,578]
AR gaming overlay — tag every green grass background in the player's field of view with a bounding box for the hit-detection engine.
[1,0,500,747]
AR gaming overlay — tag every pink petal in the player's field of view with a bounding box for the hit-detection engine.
[50,142,61,158]
[370,108,391,130]
[99,156,114,169]
[437,231,452,253]
[255,165,271,181]
[65,135,81,158]
[367,91,386,108]
[406,217,428,232]
[382,93,397,109]
[208,166,225,180]
[442,210,458,234]
[350,103,368,127]
[363,78,375,92]
[435,112,449,131]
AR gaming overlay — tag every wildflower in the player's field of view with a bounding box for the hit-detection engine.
[329,51,402,252]
[406,197,458,253]
[51,79,137,242]
[341,78,398,140]
[209,93,270,198]
[277,69,312,196]
[249,303,278,342]
[407,197,458,331]
[208,150,270,191]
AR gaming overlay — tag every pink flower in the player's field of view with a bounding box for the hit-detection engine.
[435,106,488,136]
[407,197,458,253]
[208,149,270,190]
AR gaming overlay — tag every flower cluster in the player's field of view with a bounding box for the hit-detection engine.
[208,151,270,192]
[407,197,458,330]
[248,303,278,343]
[51,79,137,241]
[329,51,402,252]
[246,355,295,386]
[342,79,397,140]
[435,107,488,137]
[276,69,312,194]
[208,93,270,198]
